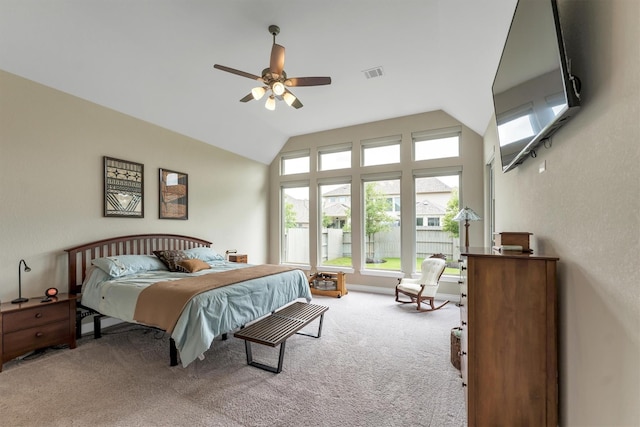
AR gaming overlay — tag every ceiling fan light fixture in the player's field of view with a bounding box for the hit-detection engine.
[272,81,285,96]
[265,95,276,110]
[283,91,297,107]
[251,86,266,100]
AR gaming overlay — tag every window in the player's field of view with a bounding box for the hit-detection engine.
[427,217,440,227]
[362,136,401,166]
[546,93,568,117]
[281,153,310,175]
[414,173,460,274]
[319,182,352,268]
[319,146,351,171]
[496,105,537,147]
[413,127,460,161]
[386,196,401,213]
[281,186,309,264]
[363,179,401,271]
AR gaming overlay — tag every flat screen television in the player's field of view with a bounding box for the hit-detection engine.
[492,0,581,172]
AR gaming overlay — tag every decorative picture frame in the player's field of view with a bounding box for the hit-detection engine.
[103,156,144,218]
[159,168,188,220]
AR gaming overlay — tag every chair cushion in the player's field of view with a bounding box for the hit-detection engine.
[397,282,438,297]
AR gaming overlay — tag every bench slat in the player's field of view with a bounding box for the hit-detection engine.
[238,316,302,347]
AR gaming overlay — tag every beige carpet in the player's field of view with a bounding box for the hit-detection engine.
[0,291,466,426]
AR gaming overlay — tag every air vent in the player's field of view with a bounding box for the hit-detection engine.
[362,66,384,79]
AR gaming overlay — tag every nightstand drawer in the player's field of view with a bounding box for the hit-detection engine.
[2,319,70,360]
[2,303,69,333]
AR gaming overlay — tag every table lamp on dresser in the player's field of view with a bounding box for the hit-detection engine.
[12,258,31,304]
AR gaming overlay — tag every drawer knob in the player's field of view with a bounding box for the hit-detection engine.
[35,312,43,319]
[35,332,43,338]
[457,280,464,285]
[461,266,467,271]
[461,321,467,326]
[461,293,467,298]
[462,382,467,387]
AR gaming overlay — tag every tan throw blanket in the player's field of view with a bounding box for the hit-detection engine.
[133,264,296,333]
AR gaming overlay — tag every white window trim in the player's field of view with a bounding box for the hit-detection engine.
[280,149,311,176]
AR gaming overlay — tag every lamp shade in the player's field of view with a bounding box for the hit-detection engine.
[251,86,266,100]
[453,207,481,222]
[265,95,276,111]
[272,81,285,96]
[283,91,297,106]
[453,207,481,248]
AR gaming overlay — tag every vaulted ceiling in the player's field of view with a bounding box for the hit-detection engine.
[0,0,517,164]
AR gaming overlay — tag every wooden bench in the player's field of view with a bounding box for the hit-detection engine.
[234,302,328,373]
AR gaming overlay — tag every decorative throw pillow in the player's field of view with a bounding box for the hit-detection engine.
[176,259,211,273]
[153,250,187,272]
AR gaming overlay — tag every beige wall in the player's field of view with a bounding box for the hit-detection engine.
[269,110,484,294]
[0,70,269,302]
[485,0,639,425]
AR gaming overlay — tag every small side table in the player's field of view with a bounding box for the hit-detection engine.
[229,254,248,263]
[0,294,77,371]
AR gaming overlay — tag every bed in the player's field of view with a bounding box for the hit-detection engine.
[65,234,312,367]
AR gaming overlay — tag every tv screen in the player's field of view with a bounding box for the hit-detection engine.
[492,0,581,172]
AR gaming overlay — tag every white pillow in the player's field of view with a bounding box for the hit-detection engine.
[92,255,168,277]
[182,247,224,261]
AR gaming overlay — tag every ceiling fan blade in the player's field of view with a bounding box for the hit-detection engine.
[270,44,285,76]
[239,93,254,102]
[213,64,263,82]
[291,97,303,109]
[285,76,332,87]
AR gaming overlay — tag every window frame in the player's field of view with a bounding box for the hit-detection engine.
[280,150,311,176]
[361,135,402,167]
[412,126,461,161]
[318,143,352,171]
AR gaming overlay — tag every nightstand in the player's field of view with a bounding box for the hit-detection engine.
[0,294,77,371]
[228,254,248,263]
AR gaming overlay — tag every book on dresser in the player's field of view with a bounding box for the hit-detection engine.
[459,247,558,426]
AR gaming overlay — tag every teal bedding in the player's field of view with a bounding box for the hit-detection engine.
[80,261,311,367]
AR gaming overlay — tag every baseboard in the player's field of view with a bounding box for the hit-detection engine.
[345,283,460,303]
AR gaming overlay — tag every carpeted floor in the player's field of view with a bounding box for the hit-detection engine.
[0,291,466,426]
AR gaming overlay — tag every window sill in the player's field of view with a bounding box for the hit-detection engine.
[359,269,404,279]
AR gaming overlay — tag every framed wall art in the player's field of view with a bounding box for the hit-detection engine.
[103,156,144,218]
[159,168,188,220]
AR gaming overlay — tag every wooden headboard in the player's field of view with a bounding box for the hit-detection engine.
[65,234,212,295]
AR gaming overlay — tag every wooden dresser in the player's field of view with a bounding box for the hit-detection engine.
[0,294,77,371]
[459,248,558,426]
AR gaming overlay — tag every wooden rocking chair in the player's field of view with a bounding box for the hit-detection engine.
[395,253,449,311]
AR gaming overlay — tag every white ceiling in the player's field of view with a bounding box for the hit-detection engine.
[0,0,517,164]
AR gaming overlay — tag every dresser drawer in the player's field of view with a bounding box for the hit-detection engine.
[2,319,70,361]
[2,302,69,333]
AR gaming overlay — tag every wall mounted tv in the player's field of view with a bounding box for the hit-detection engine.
[492,0,581,172]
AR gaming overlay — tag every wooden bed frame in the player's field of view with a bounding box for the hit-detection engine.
[65,234,213,365]
[66,234,212,295]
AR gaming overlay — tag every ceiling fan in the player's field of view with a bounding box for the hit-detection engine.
[214,25,331,110]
